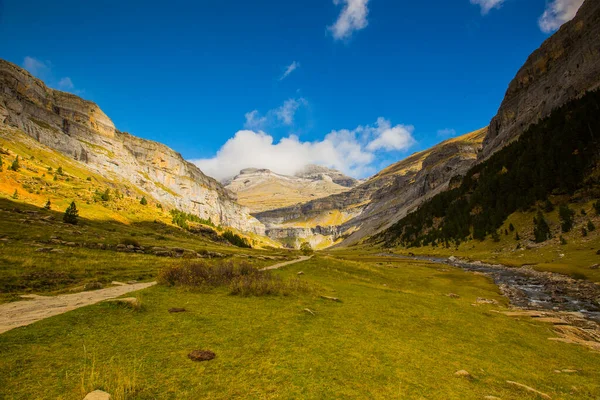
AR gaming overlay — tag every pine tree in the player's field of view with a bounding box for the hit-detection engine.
[509,223,515,232]
[582,227,588,237]
[12,189,18,199]
[0,154,3,171]
[56,166,63,175]
[559,205,575,233]
[543,199,554,213]
[515,232,520,241]
[10,156,20,172]
[63,201,79,225]
[594,201,600,216]
[533,211,551,243]
[560,236,567,245]
[44,199,51,210]
[140,196,148,205]
[587,220,596,232]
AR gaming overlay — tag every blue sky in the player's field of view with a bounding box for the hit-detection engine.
[0,0,584,179]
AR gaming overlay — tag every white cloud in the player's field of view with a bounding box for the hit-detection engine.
[538,0,584,33]
[328,0,370,41]
[194,117,416,180]
[470,0,504,15]
[366,118,416,151]
[437,128,457,137]
[57,77,74,90]
[280,61,300,81]
[244,98,307,130]
[23,56,51,78]
[22,56,79,94]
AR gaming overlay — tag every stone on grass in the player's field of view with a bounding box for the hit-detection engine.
[506,381,551,399]
[320,295,341,302]
[297,271,304,275]
[83,390,111,400]
[188,350,216,362]
[454,370,472,379]
[35,247,53,253]
[168,308,187,313]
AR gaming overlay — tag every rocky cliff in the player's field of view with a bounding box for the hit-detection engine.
[224,166,355,213]
[482,0,600,158]
[0,59,264,234]
[255,128,486,247]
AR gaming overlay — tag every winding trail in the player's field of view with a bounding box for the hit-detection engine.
[0,282,156,334]
[260,255,313,271]
[0,256,313,335]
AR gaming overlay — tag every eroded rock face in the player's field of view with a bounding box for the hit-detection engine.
[482,0,600,159]
[255,129,486,247]
[0,59,264,234]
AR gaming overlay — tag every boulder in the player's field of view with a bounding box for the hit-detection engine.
[83,390,111,400]
[188,350,216,362]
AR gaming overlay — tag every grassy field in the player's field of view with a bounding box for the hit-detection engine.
[1,255,600,399]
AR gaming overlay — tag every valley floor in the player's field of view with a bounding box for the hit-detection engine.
[1,254,600,399]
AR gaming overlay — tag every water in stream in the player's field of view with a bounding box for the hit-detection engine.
[380,253,600,323]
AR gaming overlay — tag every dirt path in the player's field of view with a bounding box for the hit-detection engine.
[0,282,156,334]
[260,255,313,271]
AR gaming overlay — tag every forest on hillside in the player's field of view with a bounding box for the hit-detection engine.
[379,90,600,248]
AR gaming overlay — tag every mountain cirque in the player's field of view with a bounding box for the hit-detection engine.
[224,166,357,213]
[0,59,264,234]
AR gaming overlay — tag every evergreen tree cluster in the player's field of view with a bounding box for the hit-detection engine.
[380,90,600,248]
[170,209,216,230]
[222,231,252,248]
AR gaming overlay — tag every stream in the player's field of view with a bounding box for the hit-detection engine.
[379,253,600,323]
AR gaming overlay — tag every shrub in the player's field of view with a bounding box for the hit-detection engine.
[120,238,140,247]
[12,190,18,199]
[63,201,79,225]
[44,199,51,210]
[508,223,515,232]
[587,220,596,232]
[559,205,575,233]
[300,242,313,255]
[158,261,310,296]
[140,196,148,205]
[222,231,251,248]
[56,166,63,175]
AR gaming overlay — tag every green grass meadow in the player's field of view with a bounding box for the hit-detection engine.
[1,255,599,399]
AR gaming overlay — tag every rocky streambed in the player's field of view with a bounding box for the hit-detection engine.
[380,253,600,323]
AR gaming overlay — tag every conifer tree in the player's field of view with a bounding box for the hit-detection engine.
[44,199,51,210]
[533,211,551,243]
[10,156,20,172]
[63,201,79,225]
[140,196,148,205]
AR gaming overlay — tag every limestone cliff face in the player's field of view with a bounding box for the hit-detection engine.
[0,59,264,234]
[254,129,486,247]
[224,166,353,213]
[482,0,600,159]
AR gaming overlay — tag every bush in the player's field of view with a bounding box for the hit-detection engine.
[56,166,63,175]
[300,242,313,255]
[12,190,18,199]
[158,261,310,296]
[559,204,575,233]
[587,220,596,232]
[222,231,251,248]
[44,199,51,210]
[63,201,79,225]
[140,196,148,205]
[120,238,140,247]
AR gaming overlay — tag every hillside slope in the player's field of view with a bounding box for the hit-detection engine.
[482,0,600,158]
[254,128,486,248]
[0,60,264,234]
